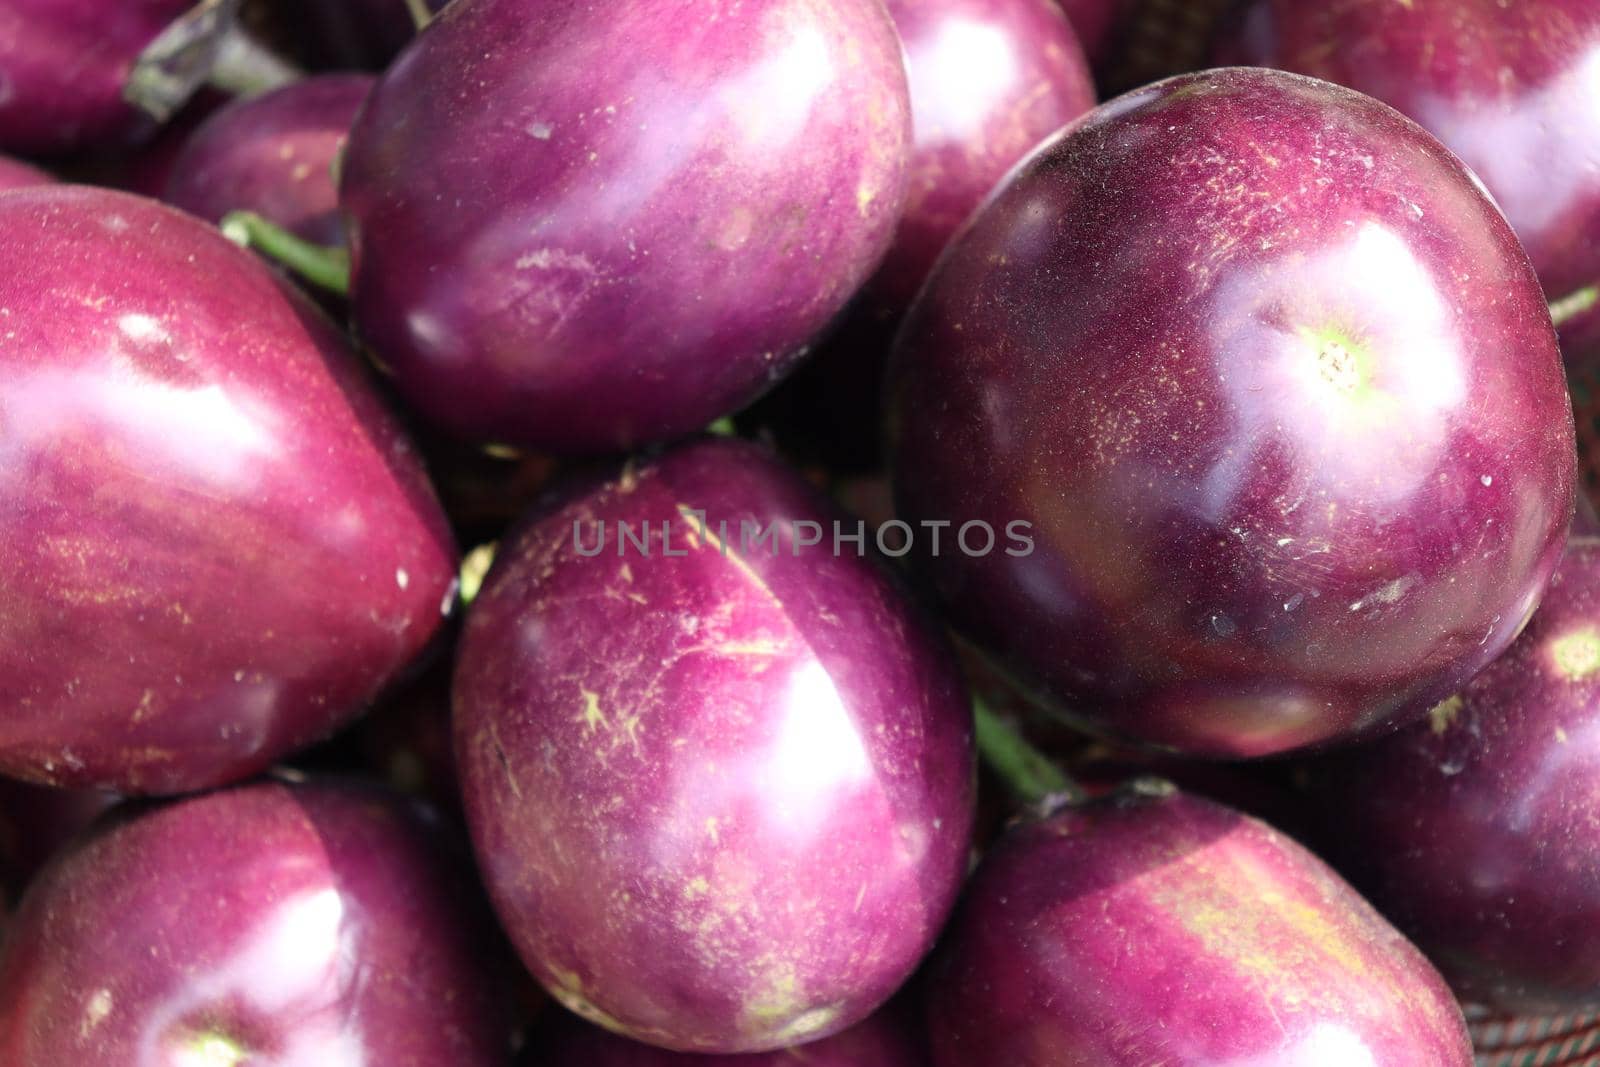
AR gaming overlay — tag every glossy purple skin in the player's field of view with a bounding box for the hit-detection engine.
[888,68,1575,758]
[0,779,509,1065]
[341,0,912,454]
[0,780,117,907]
[455,437,976,1053]
[0,155,52,191]
[1307,537,1600,1012]
[166,75,373,245]
[537,1009,923,1066]
[0,187,457,794]
[929,788,1474,1066]
[0,0,192,156]
[1220,0,1600,344]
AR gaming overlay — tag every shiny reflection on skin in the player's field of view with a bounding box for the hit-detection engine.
[760,659,874,842]
[141,886,366,1066]
[1504,712,1600,839]
[0,368,282,498]
[1414,46,1600,275]
[1223,1022,1380,1067]
[1203,221,1466,514]
[913,19,1024,142]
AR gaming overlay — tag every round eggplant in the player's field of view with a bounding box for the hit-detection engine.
[0,186,457,794]
[887,67,1574,757]
[455,437,975,1052]
[928,787,1474,1065]
[0,778,510,1065]
[340,0,912,453]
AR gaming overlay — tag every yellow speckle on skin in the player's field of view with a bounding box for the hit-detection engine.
[744,969,802,1025]
[856,184,877,216]
[545,966,629,1033]
[1551,628,1600,680]
[762,1004,843,1045]
[1429,695,1463,735]
[81,989,112,1037]
[578,689,608,732]
[1557,726,1571,745]
[685,876,710,898]
[705,817,721,844]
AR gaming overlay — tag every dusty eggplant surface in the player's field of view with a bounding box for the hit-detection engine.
[0,779,510,1066]
[535,1006,923,1065]
[0,186,457,794]
[0,155,52,191]
[455,437,975,1053]
[165,74,375,245]
[1220,0,1600,348]
[748,0,1096,470]
[340,0,912,454]
[1307,537,1600,1012]
[0,0,191,156]
[928,787,1474,1066]
[889,67,1574,758]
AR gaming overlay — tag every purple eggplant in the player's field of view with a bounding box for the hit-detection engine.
[928,786,1474,1065]
[1305,537,1600,1012]
[455,437,975,1053]
[0,0,196,156]
[166,74,372,244]
[887,67,1574,758]
[0,186,456,794]
[0,777,510,1065]
[1219,0,1600,356]
[339,0,912,454]
[535,1008,923,1066]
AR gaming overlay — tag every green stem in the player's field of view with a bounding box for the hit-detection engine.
[403,0,433,30]
[973,696,1082,808]
[1552,284,1600,329]
[126,0,299,122]
[220,212,350,295]
[706,416,738,437]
